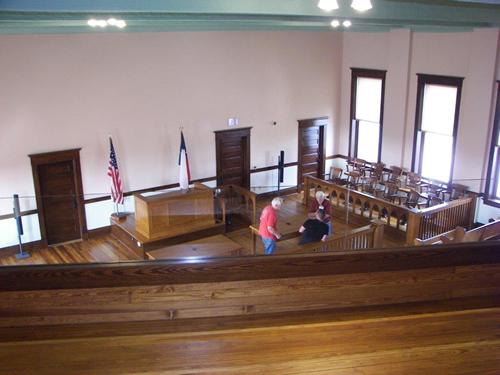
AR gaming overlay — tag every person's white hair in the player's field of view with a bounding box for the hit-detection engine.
[315,190,325,201]
[271,197,283,208]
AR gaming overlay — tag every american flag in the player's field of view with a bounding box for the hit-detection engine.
[107,138,124,204]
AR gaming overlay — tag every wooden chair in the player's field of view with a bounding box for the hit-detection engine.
[420,182,446,202]
[346,171,362,190]
[404,188,428,209]
[362,176,379,194]
[369,162,386,181]
[377,182,402,204]
[442,183,468,201]
[385,166,403,184]
[406,172,423,192]
[328,166,348,185]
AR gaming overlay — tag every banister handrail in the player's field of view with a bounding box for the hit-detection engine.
[416,196,474,215]
[250,220,384,254]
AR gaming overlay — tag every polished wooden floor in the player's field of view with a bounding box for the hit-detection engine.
[0,194,404,266]
[0,306,498,374]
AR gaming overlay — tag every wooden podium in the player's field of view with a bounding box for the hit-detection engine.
[134,184,216,241]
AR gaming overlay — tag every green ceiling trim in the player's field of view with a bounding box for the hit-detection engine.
[0,0,498,34]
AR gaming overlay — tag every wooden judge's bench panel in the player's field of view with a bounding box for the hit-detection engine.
[135,186,215,240]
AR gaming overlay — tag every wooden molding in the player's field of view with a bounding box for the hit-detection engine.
[0,241,498,292]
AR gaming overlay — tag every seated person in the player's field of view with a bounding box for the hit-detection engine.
[299,209,329,245]
[308,190,332,234]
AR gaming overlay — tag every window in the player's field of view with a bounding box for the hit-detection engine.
[412,74,463,184]
[349,68,386,163]
[485,82,500,206]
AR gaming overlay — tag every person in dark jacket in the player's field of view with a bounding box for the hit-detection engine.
[299,209,329,245]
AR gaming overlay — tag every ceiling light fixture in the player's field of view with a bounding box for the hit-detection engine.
[343,20,352,27]
[330,19,340,28]
[351,0,372,12]
[87,18,126,28]
[317,0,339,11]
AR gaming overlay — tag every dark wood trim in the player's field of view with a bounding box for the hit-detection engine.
[0,209,38,221]
[213,126,252,134]
[349,68,386,162]
[29,149,87,245]
[256,187,298,199]
[483,198,500,209]
[411,74,464,184]
[83,176,217,204]
[252,162,298,174]
[74,156,338,206]
[297,116,329,123]
[484,82,500,203]
[0,241,498,292]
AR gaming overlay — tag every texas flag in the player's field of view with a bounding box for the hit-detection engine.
[178,131,191,190]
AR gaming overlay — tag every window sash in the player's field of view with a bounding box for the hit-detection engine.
[355,77,382,123]
[421,84,458,136]
[356,120,380,163]
[420,131,454,183]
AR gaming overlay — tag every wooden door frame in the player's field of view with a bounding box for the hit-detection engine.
[214,127,251,189]
[297,117,327,191]
[29,148,87,246]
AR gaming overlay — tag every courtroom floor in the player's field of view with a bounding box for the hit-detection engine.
[0,306,498,374]
[0,193,404,266]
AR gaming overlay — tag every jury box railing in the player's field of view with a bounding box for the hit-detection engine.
[303,176,476,245]
[249,220,384,255]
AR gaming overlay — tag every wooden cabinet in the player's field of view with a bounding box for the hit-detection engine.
[134,185,215,240]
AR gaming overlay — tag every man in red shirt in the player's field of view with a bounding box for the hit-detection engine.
[258,197,283,254]
[308,190,332,235]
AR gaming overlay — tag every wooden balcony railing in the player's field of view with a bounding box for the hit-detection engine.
[415,219,500,245]
[409,197,476,242]
[249,220,384,255]
[303,175,476,246]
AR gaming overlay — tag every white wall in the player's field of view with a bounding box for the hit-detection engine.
[2,27,500,248]
[339,29,500,190]
[0,31,342,246]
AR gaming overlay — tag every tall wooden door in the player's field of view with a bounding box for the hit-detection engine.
[215,127,251,188]
[30,149,86,246]
[297,118,327,189]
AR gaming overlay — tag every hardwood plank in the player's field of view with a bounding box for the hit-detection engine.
[0,308,498,375]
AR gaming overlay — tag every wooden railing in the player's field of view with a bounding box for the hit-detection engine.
[409,197,476,242]
[0,241,498,332]
[249,220,384,255]
[303,175,476,246]
[415,219,500,245]
[222,184,257,225]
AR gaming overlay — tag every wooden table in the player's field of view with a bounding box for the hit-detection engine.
[146,235,245,260]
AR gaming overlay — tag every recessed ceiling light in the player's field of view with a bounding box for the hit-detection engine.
[351,0,372,12]
[87,19,98,27]
[115,20,127,28]
[330,20,340,28]
[87,18,126,29]
[318,0,339,11]
[343,20,352,27]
